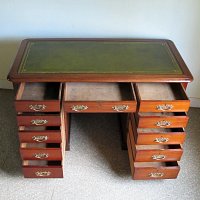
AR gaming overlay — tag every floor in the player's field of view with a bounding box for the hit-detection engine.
[0,89,200,200]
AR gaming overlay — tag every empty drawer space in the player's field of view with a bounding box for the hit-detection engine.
[134,83,190,112]
[15,82,62,112]
[63,83,136,112]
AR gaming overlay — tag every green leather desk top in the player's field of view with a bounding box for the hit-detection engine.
[18,41,181,74]
[8,39,193,82]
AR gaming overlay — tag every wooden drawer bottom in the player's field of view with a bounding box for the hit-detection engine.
[22,160,63,178]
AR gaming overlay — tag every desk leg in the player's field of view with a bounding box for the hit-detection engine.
[65,112,71,151]
[118,113,129,150]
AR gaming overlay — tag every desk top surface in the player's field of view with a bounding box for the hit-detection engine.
[8,39,193,82]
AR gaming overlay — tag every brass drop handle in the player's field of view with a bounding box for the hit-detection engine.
[72,105,88,112]
[29,104,46,111]
[112,105,129,112]
[35,171,51,177]
[156,120,171,128]
[154,137,169,143]
[32,135,48,142]
[152,155,166,160]
[149,172,164,178]
[156,104,173,111]
[31,119,48,126]
[34,153,49,159]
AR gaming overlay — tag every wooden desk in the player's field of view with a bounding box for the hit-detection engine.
[8,38,193,179]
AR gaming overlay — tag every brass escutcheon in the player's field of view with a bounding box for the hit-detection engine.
[29,104,46,111]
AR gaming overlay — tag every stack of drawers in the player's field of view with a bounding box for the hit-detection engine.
[15,82,66,178]
[127,83,190,180]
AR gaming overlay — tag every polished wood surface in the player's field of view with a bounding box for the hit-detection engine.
[129,122,183,162]
[134,83,190,112]
[7,38,193,83]
[17,114,61,126]
[136,112,189,128]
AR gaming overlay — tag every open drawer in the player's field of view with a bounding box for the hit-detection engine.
[136,112,189,128]
[15,82,62,112]
[127,134,180,180]
[20,143,62,160]
[128,122,183,162]
[22,160,63,178]
[130,114,186,145]
[18,126,61,143]
[134,83,190,112]
[63,83,136,113]
[17,113,61,126]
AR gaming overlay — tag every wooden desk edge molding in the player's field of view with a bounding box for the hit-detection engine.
[8,38,193,179]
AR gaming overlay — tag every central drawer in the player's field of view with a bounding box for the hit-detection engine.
[63,83,136,113]
[15,82,62,112]
[20,143,62,160]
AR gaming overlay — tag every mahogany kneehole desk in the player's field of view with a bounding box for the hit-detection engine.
[7,38,193,180]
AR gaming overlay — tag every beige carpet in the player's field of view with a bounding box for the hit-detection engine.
[0,89,200,200]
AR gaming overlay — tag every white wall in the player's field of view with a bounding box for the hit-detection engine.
[0,0,200,106]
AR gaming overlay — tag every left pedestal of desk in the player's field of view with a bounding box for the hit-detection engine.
[14,82,65,178]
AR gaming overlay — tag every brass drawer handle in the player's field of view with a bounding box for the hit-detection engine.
[35,171,51,177]
[156,104,173,111]
[112,105,129,112]
[34,153,49,159]
[154,137,169,143]
[31,119,48,126]
[29,104,46,112]
[152,155,166,160]
[149,172,164,178]
[32,135,48,142]
[156,120,171,127]
[72,105,88,112]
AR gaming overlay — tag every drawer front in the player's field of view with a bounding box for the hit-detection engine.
[137,116,189,128]
[134,83,190,112]
[135,149,183,162]
[20,148,62,160]
[139,101,190,113]
[15,101,60,112]
[17,115,61,126]
[19,131,61,143]
[133,164,180,180]
[23,166,63,178]
[64,101,136,113]
[135,132,186,145]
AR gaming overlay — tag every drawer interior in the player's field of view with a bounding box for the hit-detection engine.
[136,144,181,150]
[19,126,60,131]
[16,82,61,100]
[134,161,178,167]
[137,128,184,133]
[64,83,135,101]
[21,143,60,148]
[135,83,188,100]
[23,160,62,166]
